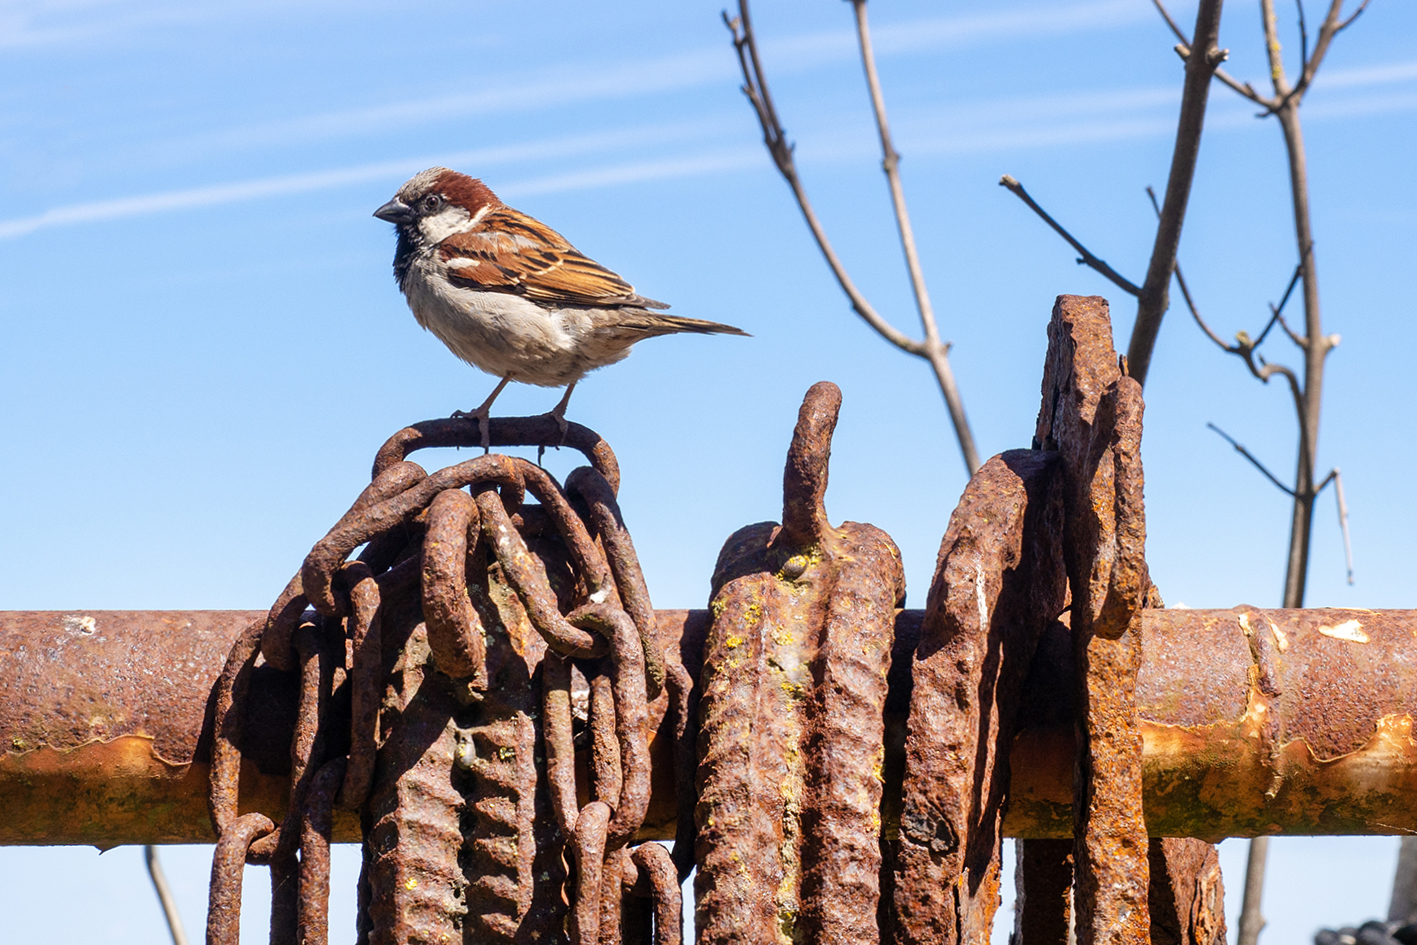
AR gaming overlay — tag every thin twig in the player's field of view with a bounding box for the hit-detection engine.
[1256,0,1363,114]
[1146,186,1226,351]
[1338,0,1372,31]
[850,0,979,473]
[1207,422,1297,496]
[1146,187,1307,419]
[1334,467,1354,584]
[1174,262,1229,348]
[998,175,1141,296]
[145,845,190,945]
[1013,0,1224,386]
[1268,246,1310,346]
[1154,0,1263,102]
[724,7,919,355]
[725,0,980,474]
[852,0,933,344]
[1297,0,1310,79]
[1297,1,1364,93]
[1316,467,1355,583]
[1252,307,1284,349]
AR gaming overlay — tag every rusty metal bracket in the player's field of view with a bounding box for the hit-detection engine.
[889,448,1066,943]
[1035,295,1152,944]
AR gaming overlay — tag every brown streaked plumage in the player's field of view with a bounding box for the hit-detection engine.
[374,167,746,443]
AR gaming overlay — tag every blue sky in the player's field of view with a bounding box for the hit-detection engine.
[1,0,1414,940]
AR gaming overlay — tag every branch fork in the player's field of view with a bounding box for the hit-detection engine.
[725,0,980,475]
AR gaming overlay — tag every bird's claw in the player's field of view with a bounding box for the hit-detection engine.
[451,408,493,452]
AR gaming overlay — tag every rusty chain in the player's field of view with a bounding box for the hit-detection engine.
[206,415,689,944]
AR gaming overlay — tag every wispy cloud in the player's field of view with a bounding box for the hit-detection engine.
[5,53,1415,242]
[1301,59,1417,90]
[503,150,762,200]
[0,120,737,239]
[0,0,368,50]
[141,0,1157,161]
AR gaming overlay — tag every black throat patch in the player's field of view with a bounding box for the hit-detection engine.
[392,225,426,290]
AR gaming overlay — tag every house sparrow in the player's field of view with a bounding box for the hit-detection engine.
[374,167,747,443]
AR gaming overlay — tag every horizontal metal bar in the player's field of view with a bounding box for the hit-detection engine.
[0,607,1411,845]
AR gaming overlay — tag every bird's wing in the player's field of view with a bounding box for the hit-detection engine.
[437,207,668,309]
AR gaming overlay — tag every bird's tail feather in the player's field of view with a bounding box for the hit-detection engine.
[615,312,750,337]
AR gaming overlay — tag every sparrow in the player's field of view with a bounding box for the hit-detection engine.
[373,167,747,443]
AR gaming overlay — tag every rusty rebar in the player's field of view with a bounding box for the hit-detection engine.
[696,382,905,945]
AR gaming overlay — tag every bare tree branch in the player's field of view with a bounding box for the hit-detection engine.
[1007,0,1225,386]
[724,0,981,474]
[1153,0,1265,103]
[851,0,931,345]
[848,0,979,474]
[1245,0,1366,118]
[727,9,919,348]
[1299,0,1366,90]
[145,845,190,945]
[1338,0,1373,31]
[1126,0,1228,385]
[1297,0,1311,79]
[1195,3,1368,930]
[1146,185,1307,377]
[1145,185,1227,350]
[1208,423,1296,497]
[998,175,1142,296]
[1238,836,1271,945]
[1175,263,1230,349]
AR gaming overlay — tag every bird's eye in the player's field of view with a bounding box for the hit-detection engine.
[421,194,445,213]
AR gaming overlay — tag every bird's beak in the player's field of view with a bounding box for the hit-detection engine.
[374,198,414,224]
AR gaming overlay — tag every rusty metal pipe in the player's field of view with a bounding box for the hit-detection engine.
[1,606,1413,845]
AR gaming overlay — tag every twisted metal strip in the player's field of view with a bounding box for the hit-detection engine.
[371,415,620,494]
[566,465,665,698]
[459,574,562,944]
[600,846,631,944]
[633,842,683,945]
[207,617,265,836]
[513,458,615,601]
[364,642,466,945]
[253,614,337,864]
[421,488,488,685]
[589,666,622,808]
[662,658,697,882]
[796,522,904,945]
[339,563,383,811]
[542,650,580,838]
[261,461,426,670]
[475,488,607,658]
[570,801,612,945]
[207,812,275,945]
[571,604,651,848]
[298,758,346,945]
[302,454,523,615]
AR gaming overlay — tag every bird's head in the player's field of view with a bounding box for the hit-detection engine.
[375,167,500,246]
[376,168,500,286]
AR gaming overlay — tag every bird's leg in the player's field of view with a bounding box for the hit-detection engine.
[546,381,577,443]
[453,375,512,451]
